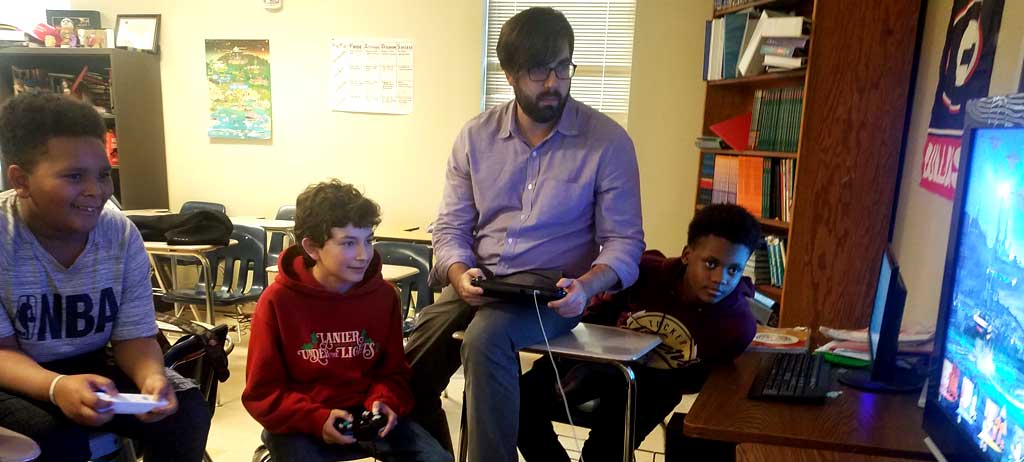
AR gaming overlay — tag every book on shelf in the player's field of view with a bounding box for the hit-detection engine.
[764,54,806,69]
[748,325,810,353]
[700,154,794,224]
[752,86,803,152]
[722,10,758,79]
[738,11,810,77]
[708,17,725,80]
[709,112,751,151]
[695,135,726,149]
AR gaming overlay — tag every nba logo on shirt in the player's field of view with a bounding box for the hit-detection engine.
[15,295,37,341]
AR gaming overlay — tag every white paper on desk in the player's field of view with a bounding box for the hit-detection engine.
[819,325,934,344]
[331,38,414,115]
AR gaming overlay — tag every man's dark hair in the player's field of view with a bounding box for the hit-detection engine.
[295,179,382,266]
[0,91,106,172]
[687,204,762,252]
[497,7,575,75]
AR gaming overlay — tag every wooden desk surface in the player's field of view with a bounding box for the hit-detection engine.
[684,353,933,460]
[375,225,432,245]
[735,443,925,462]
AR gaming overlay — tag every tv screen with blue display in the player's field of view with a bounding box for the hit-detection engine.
[931,126,1024,461]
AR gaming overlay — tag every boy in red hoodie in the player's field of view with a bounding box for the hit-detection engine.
[242,180,451,462]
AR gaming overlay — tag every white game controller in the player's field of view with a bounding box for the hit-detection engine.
[94,392,167,414]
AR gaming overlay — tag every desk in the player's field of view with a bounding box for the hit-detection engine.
[144,241,231,325]
[266,264,418,283]
[683,353,933,460]
[121,208,170,216]
[0,426,40,462]
[375,225,432,245]
[231,217,295,240]
[735,443,921,462]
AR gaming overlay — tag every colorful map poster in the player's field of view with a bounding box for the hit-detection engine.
[206,39,272,140]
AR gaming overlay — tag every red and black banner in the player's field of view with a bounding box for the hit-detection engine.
[920,0,1004,200]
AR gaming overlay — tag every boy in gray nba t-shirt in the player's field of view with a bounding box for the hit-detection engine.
[0,92,210,462]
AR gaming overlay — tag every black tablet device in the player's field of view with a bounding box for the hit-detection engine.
[470,277,567,304]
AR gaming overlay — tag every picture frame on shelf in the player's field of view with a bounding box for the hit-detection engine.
[45,9,101,29]
[114,14,160,53]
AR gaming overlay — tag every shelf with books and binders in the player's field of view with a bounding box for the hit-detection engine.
[694,0,923,335]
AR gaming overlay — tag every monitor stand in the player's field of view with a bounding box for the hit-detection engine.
[837,368,925,393]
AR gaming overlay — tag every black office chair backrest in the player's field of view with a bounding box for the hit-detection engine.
[181,200,227,215]
[209,224,268,296]
[373,241,434,314]
[268,205,296,267]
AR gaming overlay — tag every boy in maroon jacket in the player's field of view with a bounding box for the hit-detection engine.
[242,180,451,462]
[517,203,761,461]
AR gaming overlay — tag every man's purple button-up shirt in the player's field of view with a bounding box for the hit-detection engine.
[430,97,645,289]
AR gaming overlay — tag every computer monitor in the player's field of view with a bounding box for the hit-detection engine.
[923,92,1024,462]
[837,246,922,392]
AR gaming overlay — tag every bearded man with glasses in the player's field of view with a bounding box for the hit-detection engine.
[404,7,644,462]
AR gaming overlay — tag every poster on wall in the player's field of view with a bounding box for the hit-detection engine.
[206,39,272,140]
[919,0,1004,200]
[330,38,414,114]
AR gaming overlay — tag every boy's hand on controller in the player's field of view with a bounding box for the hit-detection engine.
[372,400,398,437]
[137,373,177,422]
[322,409,356,445]
[548,278,588,318]
[455,267,490,306]
[53,374,118,427]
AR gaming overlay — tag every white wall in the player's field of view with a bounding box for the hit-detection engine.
[892,0,1024,327]
[62,0,484,229]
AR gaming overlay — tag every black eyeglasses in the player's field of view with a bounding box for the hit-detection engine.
[527,62,577,81]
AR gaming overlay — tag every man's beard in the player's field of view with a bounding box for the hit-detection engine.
[514,86,568,124]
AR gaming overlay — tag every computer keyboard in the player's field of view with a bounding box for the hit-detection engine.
[748,352,832,403]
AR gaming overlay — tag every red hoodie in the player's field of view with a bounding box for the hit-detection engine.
[242,245,413,436]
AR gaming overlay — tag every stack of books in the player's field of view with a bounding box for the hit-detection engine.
[703,9,811,81]
[743,243,771,285]
[81,70,113,113]
[750,86,803,153]
[762,35,808,70]
[814,326,935,364]
[696,153,795,224]
[765,235,787,287]
[695,136,726,150]
[0,26,29,48]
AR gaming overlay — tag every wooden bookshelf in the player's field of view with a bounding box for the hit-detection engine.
[713,0,803,18]
[706,69,806,87]
[702,149,798,159]
[697,204,790,230]
[694,0,924,333]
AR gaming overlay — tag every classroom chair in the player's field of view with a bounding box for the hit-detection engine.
[266,205,296,267]
[452,323,661,462]
[373,241,433,331]
[162,224,268,341]
[180,201,227,215]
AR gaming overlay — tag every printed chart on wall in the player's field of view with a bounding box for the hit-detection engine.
[331,38,413,115]
[206,39,272,140]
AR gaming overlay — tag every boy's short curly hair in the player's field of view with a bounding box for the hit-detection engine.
[0,91,106,172]
[497,7,574,76]
[687,204,762,253]
[294,179,382,266]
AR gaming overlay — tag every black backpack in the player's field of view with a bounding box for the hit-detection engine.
[128,210,233,246]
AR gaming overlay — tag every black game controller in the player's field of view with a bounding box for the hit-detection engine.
[333,410,387,441]
[470,277,568,304]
